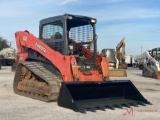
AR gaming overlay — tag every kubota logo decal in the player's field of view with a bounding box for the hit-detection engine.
[35,42,46,53]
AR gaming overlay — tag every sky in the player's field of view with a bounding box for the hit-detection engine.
[0,0,160,55]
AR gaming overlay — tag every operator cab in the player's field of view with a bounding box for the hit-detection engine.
[152,48,160,62]
[39,14,97,70]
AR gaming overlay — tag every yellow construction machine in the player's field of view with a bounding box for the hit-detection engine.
[115,37,128,69]
[101,38,127,77]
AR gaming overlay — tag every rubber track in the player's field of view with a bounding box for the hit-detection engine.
[13,61,62,102]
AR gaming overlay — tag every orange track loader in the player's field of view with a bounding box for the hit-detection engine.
[13,14,150,113]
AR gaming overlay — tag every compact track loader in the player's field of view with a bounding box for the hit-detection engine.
[13,14,150,113]
[142,48,160,79]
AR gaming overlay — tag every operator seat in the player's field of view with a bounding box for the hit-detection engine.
[54,32,62,39]
[50,35,55,40]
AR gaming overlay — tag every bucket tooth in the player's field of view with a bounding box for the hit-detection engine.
[125,103,131,108]
[132,102,138,107]
[80,109,87,113]
[109,105,115,110]
[148,102,152,105]
[138,102,146,106]
[117,104,123,109]
[100,107,106,111]
[90,108,96,112]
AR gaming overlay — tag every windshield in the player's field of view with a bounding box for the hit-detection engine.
[68,19,94,51]
[156,49,160,62]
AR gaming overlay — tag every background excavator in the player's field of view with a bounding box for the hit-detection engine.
[142,48,160,79]
[101,38,127,77]
[115,37,128,69]
[13,14,149,112]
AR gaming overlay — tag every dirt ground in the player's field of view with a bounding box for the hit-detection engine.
[0,66,159,120]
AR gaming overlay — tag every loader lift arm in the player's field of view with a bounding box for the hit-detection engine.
[15,31,74,82]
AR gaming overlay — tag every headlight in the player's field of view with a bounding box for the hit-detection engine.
[91,19,96,23]
[68,16,73,19]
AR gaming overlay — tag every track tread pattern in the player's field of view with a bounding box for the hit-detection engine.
[13,61,62,102]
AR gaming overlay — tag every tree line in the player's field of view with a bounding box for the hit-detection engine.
[0,36,10,51]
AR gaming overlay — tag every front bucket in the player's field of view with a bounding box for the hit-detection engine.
[109,69,127,77]
[57,80,150,112]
